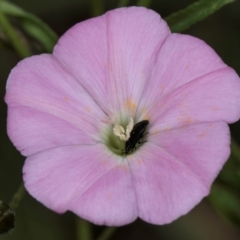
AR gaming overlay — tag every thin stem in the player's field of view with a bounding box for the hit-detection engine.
[90,0,105,17]
[9,182,26,210]
[137,0,152,7]
[0,9,30,58]
[165,0,235,33]
[76,217,92,240]
[96,227,117,240]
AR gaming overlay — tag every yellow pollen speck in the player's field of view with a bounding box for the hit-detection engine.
[85,107,92,112]
[118,163,129,172]
[185,117,192,124]
[102,160,110,166]
[153,129,160,135]
[177,116,192,124]
[123,165,129,172]
[200,132,206,138]
[143,113,151,121]
[212,106,219,112]
[125,99,136,111]
[105,63,112,71]
[177,115,183,121]
[81,117,86,122]
[157,173,162,178]
[137,160,142,166]
[106,193,113,203]
[63,97,68,101]
[178,102,186,107]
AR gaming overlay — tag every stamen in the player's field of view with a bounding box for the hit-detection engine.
[125,118,134,140]
[113,118,134,141]
[113,125,126,140]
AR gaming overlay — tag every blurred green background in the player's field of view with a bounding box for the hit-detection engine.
[1,0,240,239]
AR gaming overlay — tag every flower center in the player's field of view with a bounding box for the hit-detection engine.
[113,118,134,141]
[105,117,149,156]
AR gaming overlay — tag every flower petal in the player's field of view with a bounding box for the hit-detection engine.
[7,106,93,156]
[138,34,240,122]
[147,68,240,132]
[129,122,230,224]
[150,122,230,185]
[5,54,107,155]
[53,7,170,117]
[23,145,137,226]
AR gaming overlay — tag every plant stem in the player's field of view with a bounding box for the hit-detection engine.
[96,227,117,240]
[137,0,152,7]
[9,182,26,210]
[91,0,105,17]
[76,217,93,240]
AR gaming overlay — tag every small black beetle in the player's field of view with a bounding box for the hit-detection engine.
[125,120,149,154]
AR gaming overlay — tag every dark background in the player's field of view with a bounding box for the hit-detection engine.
[1,0,240,239]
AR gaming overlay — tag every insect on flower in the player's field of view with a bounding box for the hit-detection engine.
[125,120,149,154]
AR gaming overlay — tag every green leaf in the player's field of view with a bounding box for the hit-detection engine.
[209,184,240,225]
[165,0,235,32]
[217,139,240,190]
[0,1,58,53]
[0,7,31,58]
[137,0,152,8]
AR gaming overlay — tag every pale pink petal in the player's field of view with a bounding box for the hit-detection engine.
[129,122,230,224]
[150,122,230,185]
[5,55,107,156]
[53,7,170,117]
[146,68,240,132]
[138,34,240,122]
[68,161,137,226]
[23,145,137,226]
[53,15,108,112]
[7,106,93,156]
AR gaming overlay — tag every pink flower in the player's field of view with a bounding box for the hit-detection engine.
[5,7,240,226]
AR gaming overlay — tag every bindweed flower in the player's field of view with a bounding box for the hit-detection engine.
[5,7,240,226]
